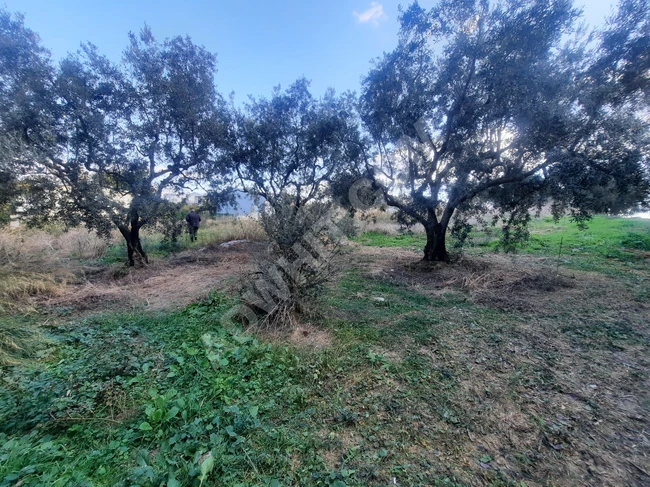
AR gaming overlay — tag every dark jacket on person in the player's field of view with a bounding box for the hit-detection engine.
[186,211,201,228]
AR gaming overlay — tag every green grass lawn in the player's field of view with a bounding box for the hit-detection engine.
[354,215,650,272]
[354,215,650,255]
[525,215,650,258]
[352,232,427,250]
[1,216,649,486]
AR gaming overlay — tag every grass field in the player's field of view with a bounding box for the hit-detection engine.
[1,216,649,486]
[354,214,650,270]
[100,216,266,264]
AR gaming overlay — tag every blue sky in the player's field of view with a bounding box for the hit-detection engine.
[4,0,616,102]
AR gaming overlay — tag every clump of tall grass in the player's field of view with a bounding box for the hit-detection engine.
[0,270,63,313]
[0,318,46,366]
[0,227,110,269]
[201,216,266,247]
[56,230,109,259]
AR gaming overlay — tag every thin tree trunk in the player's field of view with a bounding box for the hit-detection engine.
[423,223,448,262]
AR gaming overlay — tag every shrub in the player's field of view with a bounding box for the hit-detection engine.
[336,213,359,238]
[155,203,186,249]
[620,231,650,251]
[260,196,332,253]
[243,197,344,329]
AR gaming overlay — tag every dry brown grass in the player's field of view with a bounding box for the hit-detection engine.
[0,227,109,311]
[45,243,262,312]
[0,227,109,363]
[0,219,264,313]
[354,209,407,236]
[0,270,64,312]
[0,227,112,269]
[55,230,109,259]
[358,246,577,311]
[287,325,333,349]
[200,216,266,247]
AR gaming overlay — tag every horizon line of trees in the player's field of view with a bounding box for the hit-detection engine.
[1,0,649,265]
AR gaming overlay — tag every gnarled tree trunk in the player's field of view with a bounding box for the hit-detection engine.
[423,222,448,262]
[118,218,148,267]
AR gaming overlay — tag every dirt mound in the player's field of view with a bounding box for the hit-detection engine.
[288,325,333,349]
[357,247,577,310]
[451,265,575,310]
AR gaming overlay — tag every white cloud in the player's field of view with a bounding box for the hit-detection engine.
[354,2,386,25]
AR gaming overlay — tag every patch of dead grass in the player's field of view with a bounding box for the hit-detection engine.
[45,243,262,312]
[0,227,113,269]
[288,325,333,349]
[0,270,69,313]
[200,216,266,247]
[358,247,578,311]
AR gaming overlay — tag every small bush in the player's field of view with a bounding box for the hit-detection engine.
[336,213,359,238]
[243,197,343,329]
[260,196,333,253]
[620,231,650,251]
[155,203,186,249]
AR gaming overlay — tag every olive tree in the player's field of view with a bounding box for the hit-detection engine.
[358,0,649,261]
[0,10,54,224]
[0,14,230,265]
[219,79,364,325]
[225,78,363,251]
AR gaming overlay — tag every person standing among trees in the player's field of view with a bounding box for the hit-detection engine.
[186,209,201,242]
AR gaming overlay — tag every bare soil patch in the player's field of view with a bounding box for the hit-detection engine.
[287,325,333,349]
[44,242,264,313]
